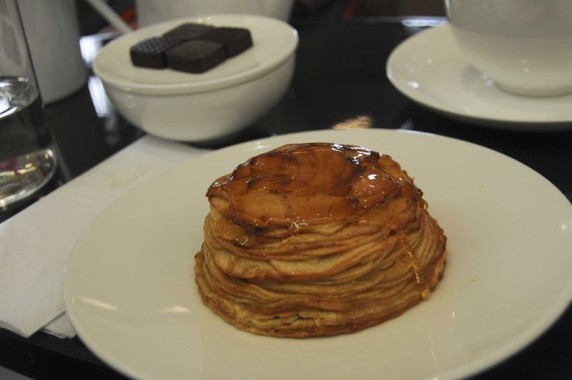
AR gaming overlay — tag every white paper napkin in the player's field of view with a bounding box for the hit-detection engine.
[0,135,209,338]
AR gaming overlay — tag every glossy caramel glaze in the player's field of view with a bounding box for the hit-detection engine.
[207,143,420,233]
[196,143,447,338]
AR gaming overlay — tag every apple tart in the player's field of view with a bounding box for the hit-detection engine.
[194,143,447,338]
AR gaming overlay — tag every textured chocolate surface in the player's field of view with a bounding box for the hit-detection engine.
[162,23,214,42]
[203,27,253,57]
[166,40,226,73]
[130,25,253,73]
[130,37,180,69]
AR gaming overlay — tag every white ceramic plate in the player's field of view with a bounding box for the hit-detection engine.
[94,14,298,94]
[386,25,572,131]
[64,129,572,380]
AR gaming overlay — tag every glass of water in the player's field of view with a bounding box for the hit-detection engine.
[0,0,57,208]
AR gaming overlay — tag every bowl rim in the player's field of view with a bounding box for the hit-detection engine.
[93,14,298,95]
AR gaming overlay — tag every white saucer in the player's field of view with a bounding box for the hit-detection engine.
[386,25,572,131]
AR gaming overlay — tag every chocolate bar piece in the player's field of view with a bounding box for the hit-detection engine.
[162,23,214,42]
[166,40,226,73]
[130,37,180,69]
[202,27,253,57]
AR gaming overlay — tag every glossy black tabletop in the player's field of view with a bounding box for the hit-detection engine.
[1,17,571,380]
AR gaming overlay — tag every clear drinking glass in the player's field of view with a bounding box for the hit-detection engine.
[0,0,57,208]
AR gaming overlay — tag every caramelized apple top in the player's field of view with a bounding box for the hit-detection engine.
[207,143,420,230]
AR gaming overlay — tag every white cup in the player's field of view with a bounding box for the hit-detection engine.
[445,0,572,97]
[136,0,295,27]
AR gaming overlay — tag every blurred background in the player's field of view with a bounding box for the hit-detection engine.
[75,0,445,34]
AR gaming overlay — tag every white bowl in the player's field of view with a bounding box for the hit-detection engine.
[93,14,298,142]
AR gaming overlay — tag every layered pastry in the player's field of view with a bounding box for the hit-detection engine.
[194,143,447,338]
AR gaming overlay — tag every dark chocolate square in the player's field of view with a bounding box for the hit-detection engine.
[130,37,180,69]
[202,27,253,57]
[162,23,214,42]
[166,40,226,73]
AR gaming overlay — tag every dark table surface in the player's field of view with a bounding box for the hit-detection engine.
[1,16,571,380]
